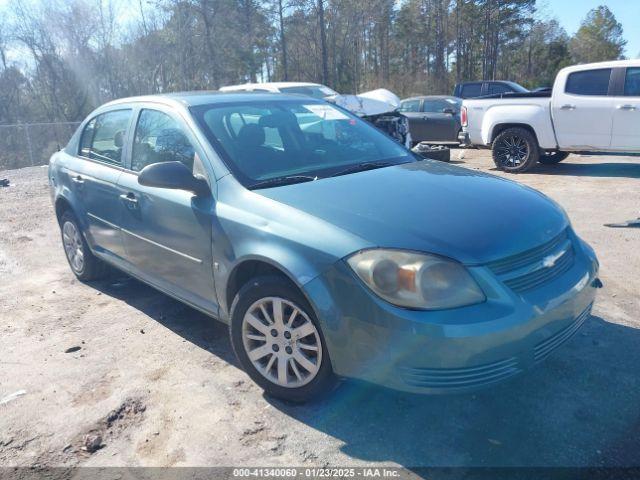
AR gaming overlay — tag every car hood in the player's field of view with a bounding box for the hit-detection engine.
[257,161,568,265]
[327,88,401,116]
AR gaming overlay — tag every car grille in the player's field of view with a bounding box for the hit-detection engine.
[486,230,575,293]
[533,303,592,363]
[398,357,522,389]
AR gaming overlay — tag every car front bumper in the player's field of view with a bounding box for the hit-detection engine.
[303,236,600,394]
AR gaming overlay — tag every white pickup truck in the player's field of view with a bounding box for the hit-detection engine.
[459,59,640,172]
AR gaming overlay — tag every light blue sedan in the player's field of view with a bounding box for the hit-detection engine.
[49,92,600,402]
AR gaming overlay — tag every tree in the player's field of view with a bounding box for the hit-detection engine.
[569,5,626,64]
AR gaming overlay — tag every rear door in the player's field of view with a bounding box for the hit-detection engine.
[610,66,640,150]
[551,67,614,149]
[117,106,217,311]
[71,109,132,261]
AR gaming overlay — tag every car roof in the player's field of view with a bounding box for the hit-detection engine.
[402,95,460,101]
[219,82,326,92]
[100,91,321,109]
[559,58,640,74]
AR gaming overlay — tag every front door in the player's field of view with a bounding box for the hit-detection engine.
[117,107,217,312]
[420,98,460,143]
[611,67,640,150]
[552,67,614,150]
[71,109,133,261]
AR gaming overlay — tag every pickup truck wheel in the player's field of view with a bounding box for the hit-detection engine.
[492,128,539,173]
[539,151,570,165]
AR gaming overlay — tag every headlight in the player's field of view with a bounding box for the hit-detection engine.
[346,249,485,310]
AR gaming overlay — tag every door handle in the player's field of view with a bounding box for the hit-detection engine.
[560,104,576,110]
[616,104,636,111]
[119,192,138,209]
[71,175,84,185]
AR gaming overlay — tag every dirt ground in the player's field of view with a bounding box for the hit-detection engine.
[1,150,639,470]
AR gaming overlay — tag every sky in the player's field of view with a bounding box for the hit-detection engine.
[0,0,638,59]
[543,0,640,58]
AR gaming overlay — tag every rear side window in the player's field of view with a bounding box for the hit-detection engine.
[461,83,482,98]
[131,109,197,172]
[623,68,640,96]
[398,99,421,112]
[565,69,611,96]
[79,110,132,166]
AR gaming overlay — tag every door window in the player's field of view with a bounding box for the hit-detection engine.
[422,99,456,113]
[461,83,482,98]
[623,68,640,96]
[565,69,612,96]
[131,109,197,172]
[398,99,421,112]
[79,110,132,166]
[488,83,512,95]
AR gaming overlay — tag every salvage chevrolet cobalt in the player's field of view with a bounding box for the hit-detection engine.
[49,92,600,402]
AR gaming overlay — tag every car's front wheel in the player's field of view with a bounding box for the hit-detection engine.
[229,275,336,402]
[492,127,539,173]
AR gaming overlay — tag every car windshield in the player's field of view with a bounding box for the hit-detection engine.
[191,100,414,188]
[279,85,338,99]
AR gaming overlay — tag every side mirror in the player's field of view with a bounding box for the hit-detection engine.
[138,161,210,196]
[442,108,456,115]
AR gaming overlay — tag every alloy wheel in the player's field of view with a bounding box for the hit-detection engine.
[62,221,84,273]
[495,135,529,168]
[241,297,322,388]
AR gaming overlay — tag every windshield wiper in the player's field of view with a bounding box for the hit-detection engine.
[329,160,399,178]
[249,175,317,190]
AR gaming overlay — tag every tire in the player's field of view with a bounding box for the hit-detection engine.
[538,151,570,165]
[412,143,451,162]
[229,275,336,403]
[59,211,109,281]
[491,127,539,173]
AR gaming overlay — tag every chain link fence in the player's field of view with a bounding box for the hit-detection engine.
[0,122,81,171]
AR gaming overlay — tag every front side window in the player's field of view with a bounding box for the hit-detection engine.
[79,110,132,166]
[565,69,612,96]
[191,100,412,188]
[488,83,512,95]
[131,109,196,172]
[398,99,421,112]
[623,68,640,96]
[422,99,459,113]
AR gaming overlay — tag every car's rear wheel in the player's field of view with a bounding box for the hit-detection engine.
[229,275,336,402]
[492,127,539,173]
[59,211,109,281]
[538,151,570,165]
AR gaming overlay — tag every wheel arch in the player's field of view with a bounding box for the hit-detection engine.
[55,195,76,225]
[223,257,311,321]
[490,123,540,145]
